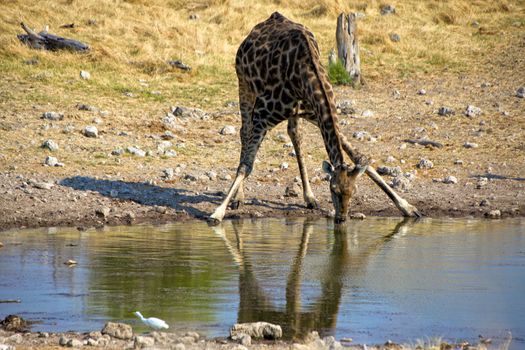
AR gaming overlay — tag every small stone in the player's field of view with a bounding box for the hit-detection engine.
[465,105,482,117]
[101,322,133,340]
[64,259,77,266]
[361,109,374,117]
[168,60,192,71]
[516,87,525,98]
[86,338,98,346]
[454,159,464,165]
[29,179,54,190]
[481,82,491,88]
[464,142,479,149]
[164,150,178,157]
[59,336,68,346]
[77,103,97,112]
[389,33,401,42]
[399,143,407,150]
[184,174,198,182]
[425,100,434,105]
[390,176,411,191]
[471,20,480,27]
[83,125,98,138]
[41,111,64,121]
[80,70,91,80]
[480,199,491,207]
[438,107,454,116]
[285,182,301,197]
[417,89,427,95]
[380,4,395,15]
[206,170,217,181]
[485,210,501,219]
[443,175,458,184]
[477,177,489,188]
[352,131,368,140]
[44,156,58,167]
[161,131,176,140]
[111,148,124,156]
[417,158,433,169]
[376,166,402,177]
[163,168,175,180]
[230,322,282,340]
[127,146,146,157]
[336,100,355,115]
[220,125,236,135]
[385,155,397,163]
[350,212,366,220]
[42,139,59,152]
[38,332,50,338]
[219,173,232,181]
[134,335,155,348]
[95,207,110,218]
[280,162,289,170]
[67,339,83,347]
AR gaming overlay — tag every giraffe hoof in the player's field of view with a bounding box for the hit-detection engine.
[207,217,222,226]
[306,201,319,210]
[230,200,243,210]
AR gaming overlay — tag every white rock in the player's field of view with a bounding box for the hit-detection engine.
[361,109,374,117]
[463,142,479,149]
[517,86,525,98]
[417,158,433,169]
[80,70,91,80]
[41,111,64,121]
[280,162,289,170]
[127,146,146,157]
[417,89,427,95]
[443,175,458,184]
[83,125,98,138]
[465,105,482,117]
[42,139,59,151]
[220,125,236,135]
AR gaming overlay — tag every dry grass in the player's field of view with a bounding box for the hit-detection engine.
[0,0,523,109]
[0,0,523,179]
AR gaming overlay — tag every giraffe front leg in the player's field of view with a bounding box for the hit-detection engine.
[287,117,318,209]
[230,185,245,210]
[209,166,248,225]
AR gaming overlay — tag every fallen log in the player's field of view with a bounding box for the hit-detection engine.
[17,22,89,52]
[404,138,443,148]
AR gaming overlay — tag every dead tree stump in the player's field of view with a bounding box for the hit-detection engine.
[336,13,361,85]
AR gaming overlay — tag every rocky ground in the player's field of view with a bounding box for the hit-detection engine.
[0,318,502,350]
[0,71,524,232]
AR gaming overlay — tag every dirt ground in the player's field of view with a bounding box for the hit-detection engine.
[1,66,524,232]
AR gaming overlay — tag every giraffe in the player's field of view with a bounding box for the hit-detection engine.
[209,12,421,224]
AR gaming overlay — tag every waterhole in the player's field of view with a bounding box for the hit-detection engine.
[1,218,524,347]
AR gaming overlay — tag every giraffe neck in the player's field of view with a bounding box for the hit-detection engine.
[303,57,345,166]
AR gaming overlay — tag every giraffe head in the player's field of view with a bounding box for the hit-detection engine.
[322,158,368,223]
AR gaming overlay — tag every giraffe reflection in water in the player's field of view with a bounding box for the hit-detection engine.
[213,218,414,340]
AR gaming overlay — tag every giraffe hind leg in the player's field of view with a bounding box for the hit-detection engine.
[287,117,318,209]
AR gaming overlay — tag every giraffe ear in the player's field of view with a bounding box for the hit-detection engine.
[322,161,334,175]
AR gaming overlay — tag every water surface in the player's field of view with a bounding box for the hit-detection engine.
[1,218,524,348]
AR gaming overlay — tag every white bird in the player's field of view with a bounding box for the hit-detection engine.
[134,311,169,330]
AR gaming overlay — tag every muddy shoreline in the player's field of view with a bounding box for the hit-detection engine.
[0,169,523,233]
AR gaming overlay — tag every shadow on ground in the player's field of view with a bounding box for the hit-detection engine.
[60,176,217,218]
[471,173,525,182]
[59,176,307,220]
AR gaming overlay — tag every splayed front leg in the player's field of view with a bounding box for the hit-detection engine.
[209,169,247,225]
[340,136,422,218]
